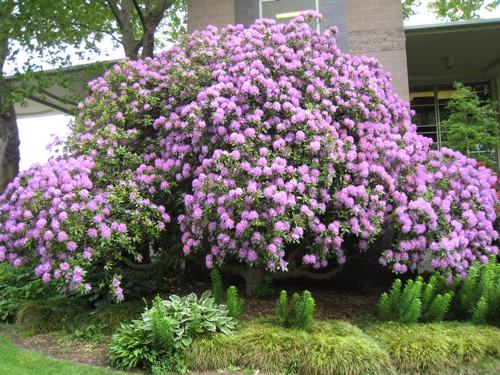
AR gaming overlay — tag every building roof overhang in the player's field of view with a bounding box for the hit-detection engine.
[7,60,118,119]
[405,18,500,87]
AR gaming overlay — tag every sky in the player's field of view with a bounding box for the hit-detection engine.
[16,1,500,170]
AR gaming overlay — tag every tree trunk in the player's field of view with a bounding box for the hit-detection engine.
[0,103,20,194]
[243,265,265,297]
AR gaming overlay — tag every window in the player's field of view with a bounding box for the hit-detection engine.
[410,82,497,169]
[260,0,319,29]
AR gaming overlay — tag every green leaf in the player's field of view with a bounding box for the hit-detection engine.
[181,336,192,347]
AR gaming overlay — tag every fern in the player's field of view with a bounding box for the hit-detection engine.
[226,285,244,320]
[472,296,489,325]
[379,279,402,321]
[420,274,453,322]
[297,290,315,330]
[276,290,315,330]
[399,278,422,323]
[379,292,391,321]
[458,265,480,318]
[420,281,435,313]
[471,261,500,325]
[422,293,453,322]
[210,269,224,304]
[148,296,174,350]
[387,279,402,315]
[276,290,288,326]
[379,276,452,323]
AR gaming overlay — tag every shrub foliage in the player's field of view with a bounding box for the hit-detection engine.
[0,12,498,298]
[379,275,453,323]
[276,289,315,330]
[380,258,500,326]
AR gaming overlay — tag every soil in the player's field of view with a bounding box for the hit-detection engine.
[1,279,385,374]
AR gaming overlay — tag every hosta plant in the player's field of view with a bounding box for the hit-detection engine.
[109,291,236,370]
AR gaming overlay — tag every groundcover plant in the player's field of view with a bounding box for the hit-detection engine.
[0,12,497,299]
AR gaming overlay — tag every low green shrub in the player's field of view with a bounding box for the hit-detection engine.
[379,276,453,323]
[15,298,90,334]
[210,269,224,305]
[75,263,176,307]
[226,286,244,320]
[14,296,143,336]
[276,290,315,330]
[109,291,236,371]
[365,322,500,374]
[84,300,144,334]
[151,353,188,375]
[186,320,392,375]
[0,263,58,322]
[109,319,159,370]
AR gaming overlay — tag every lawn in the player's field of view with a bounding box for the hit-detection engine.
[2,297,500,375]
[0,334,127,375]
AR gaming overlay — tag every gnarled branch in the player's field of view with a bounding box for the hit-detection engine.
[120,242,182,271]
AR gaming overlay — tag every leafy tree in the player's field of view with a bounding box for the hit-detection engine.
[0,0,186,193]
[0,12,498,298]
[403,0,500,21]
[441,82,500,169]
[428,0,500,21]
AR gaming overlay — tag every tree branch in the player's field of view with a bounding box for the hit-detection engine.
[66,20,123,46]
[220,262,248,278]
[120,243,182,271]
[150,0,175,27]
[271,254,366,281]
[131,0,146,28]
[105,0,122,26]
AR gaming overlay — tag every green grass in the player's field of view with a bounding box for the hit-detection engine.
[0,334,126,375]
[186,320,500,374]
[5,297,500,375]
[365,322,500,374]
[15,297,144,335]
[186,320,393,375]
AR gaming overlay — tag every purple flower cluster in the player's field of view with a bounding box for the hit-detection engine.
[0,155,167,296]
[0,12,497,296]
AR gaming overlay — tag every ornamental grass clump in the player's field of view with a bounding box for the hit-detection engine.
[0,11,498,298]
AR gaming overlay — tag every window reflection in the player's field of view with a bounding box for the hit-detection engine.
[410,82,497,169]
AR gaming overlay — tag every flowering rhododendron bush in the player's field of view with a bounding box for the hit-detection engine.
[0,12,498,298]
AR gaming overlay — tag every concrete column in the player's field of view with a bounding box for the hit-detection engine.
[346,0,409,102]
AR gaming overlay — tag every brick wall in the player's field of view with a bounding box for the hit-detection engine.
[346,0,409,101]
[187,0,235,33]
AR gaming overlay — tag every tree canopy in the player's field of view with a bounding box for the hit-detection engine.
[441,83,500,169]
[0,0,186,193]
[403,0,500,20]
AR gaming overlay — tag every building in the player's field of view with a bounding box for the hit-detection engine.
[406,18,500,166]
